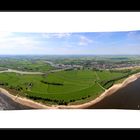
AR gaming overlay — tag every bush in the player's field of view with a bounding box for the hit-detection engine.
[0,81,8,86]
[40,80,63,86]
[26,95,68,105]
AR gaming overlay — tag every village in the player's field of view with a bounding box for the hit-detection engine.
[46,60,140,71]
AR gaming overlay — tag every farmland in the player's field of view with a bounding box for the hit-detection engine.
[0,68,139,105]
[0,56,54,72]
[0,55,140,105]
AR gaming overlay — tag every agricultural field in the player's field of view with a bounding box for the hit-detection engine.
[0,68,137,105]
[0,57,54,72]
[0,55,140,105]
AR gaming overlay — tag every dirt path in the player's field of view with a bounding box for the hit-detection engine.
[94,71,100,80]
[94,71,106,91]
[96,81,106,91]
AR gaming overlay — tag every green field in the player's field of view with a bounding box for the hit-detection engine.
[0,58,53,72]
[0,68,135,105]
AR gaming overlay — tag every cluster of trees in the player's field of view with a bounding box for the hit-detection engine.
[26,95,68,105]
[82,95,91,99]
[0,81,8,86]
[64,68,74,71]
[100,80,114,87]
[129,69,140,75]
[26,94,91,105]
[22,67,33,71]
[42,73,48,77]
[109,69,130,73]
[9,85,23,91]
[100,74,130,89]
[92,68,103,72]
[24,82,33,90]
[69,99,76,102]
[40,80,63,86]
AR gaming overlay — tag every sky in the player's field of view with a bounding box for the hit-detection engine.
[0,31,140,55]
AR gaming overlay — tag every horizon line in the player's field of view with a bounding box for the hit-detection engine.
[0,54,140,56]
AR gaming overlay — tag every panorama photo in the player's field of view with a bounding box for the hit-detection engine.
[0,31,140,110]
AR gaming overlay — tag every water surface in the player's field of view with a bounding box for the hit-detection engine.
[0,93,33,110]
[89,78,140,109]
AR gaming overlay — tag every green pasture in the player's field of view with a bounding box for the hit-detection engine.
[0,69,133,105]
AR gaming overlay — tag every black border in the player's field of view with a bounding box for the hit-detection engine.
[0,1,139,11]
[0,10,140,130]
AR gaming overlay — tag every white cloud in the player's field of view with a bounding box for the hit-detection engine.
[0,32,13,38]
[41,33,51,39]
[0,35,39,48]
[78,36,93,46]
[0,32,74,55]
[127,31,140,40]
[53,33,71,38]
[42,33,72,39]
[0,32,44,54]
[0,32,14,43]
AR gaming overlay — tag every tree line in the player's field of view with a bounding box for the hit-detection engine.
[40,80,63,86]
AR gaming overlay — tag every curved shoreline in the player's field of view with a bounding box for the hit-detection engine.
[0,72,140,109]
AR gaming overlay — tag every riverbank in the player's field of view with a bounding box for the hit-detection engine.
[0,69,43,75]
[0,72,140,109]
[0,88,51,109]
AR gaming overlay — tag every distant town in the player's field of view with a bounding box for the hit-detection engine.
[45,56,140,70]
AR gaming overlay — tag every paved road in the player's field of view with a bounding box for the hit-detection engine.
[0,93,33,110]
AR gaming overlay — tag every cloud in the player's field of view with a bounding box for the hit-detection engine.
[53,33,71,38]
[0,32,14,43]
[0,32,74,54]
[127,31,140,40]
[42,33,72,39]
[0,32,13,38]
[78,36,93,46]
[0,32,44,54]
[1,31,140,55]
[0,33,39,47]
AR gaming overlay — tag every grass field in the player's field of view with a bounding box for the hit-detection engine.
[0,69,135,105]
[0,59,53,72]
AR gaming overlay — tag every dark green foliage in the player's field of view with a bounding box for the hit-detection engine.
[26,95,68,105]
[40,80,63,86]
[0,81,8,86]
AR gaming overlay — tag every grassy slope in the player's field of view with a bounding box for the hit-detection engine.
[0,69,130,104]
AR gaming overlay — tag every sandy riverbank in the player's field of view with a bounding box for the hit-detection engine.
[0,69,43,75]
[0,72,140,109]
[0,88,51,109]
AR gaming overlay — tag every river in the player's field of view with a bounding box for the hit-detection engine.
[89,77,140,110]
[0,69,43,75]
[0,93,33,110]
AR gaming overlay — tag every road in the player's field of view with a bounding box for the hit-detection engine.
[0,92,33,110]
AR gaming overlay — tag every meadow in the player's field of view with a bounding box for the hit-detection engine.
[0,69,134,105]
[0,58,53,72]
[0,55,140,105]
